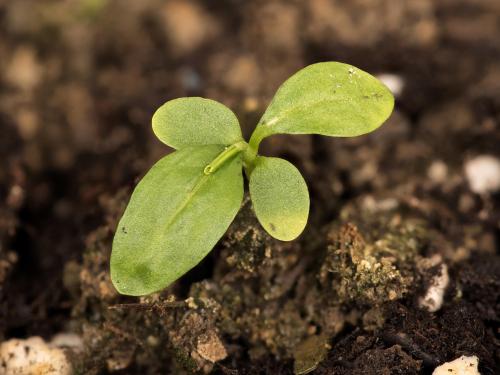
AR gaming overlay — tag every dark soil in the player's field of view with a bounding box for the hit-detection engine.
[0,0,499,374]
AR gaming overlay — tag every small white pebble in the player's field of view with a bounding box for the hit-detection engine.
[428,160,448,184]
[377,73,405,97]
[0,336,72,375]
[50,332,83,352]
[362,196,399,212]
[464,155,500,194]
[418,256,449,313]
[432,355,480,375]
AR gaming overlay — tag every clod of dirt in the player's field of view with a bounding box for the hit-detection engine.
[464,155,500,194]
[432,355,480,375]
[221,196,274,273]
[195,331,227,364]
[319,221,418,306]
[160,0,219,56]
[169,310,227,373]
[0,336,72,375]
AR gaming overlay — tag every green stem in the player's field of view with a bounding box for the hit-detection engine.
[243,125,270,175]
[203,141,247,175]
[242,143,257,170]
[248,125,268,152]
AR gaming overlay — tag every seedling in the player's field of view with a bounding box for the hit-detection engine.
[110,62,394,296]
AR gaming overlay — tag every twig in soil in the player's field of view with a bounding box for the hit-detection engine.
[108,301,187,314]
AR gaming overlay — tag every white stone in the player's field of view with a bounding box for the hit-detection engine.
[50,333,83,352]
[464,155,500,194]
[0,336,72,375]
[376,73,405,97]
[432,355,480,375]
[418,256,449,313]
[362,196,399,212]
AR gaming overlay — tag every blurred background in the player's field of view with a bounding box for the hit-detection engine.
[0,0,499,374]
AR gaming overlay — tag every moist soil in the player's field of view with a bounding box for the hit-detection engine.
[0,1,499,374]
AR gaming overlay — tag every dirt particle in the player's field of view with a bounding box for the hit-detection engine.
[160,0,219,56]
[196,332,227,363]
[5,46,42,91]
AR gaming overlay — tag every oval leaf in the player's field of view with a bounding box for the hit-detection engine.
[249,156,309,241]
[152,97,243,149]
[251,62,394,145]
[111,145,243,296]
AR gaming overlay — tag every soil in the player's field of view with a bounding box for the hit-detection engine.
[0,0,499,374]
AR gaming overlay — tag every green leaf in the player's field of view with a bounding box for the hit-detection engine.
[249,156,309,241]
[152,97,243,149]
[249,62,394,148]
[110,145,243,296]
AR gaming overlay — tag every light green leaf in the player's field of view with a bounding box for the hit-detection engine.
[152,97,243,149]
[249,62,394,148]
[110,145,243,296]
[249,156,309,241]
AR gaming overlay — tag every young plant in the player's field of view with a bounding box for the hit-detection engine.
[110,62,394,296]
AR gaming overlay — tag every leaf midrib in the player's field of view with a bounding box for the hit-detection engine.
[144,170,210,264]
[259,94,386,133]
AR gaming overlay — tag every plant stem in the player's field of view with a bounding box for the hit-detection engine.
[247,125,269,153]
[203,141,247,175]
[243,124,271,175]
[242,143,257,171]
